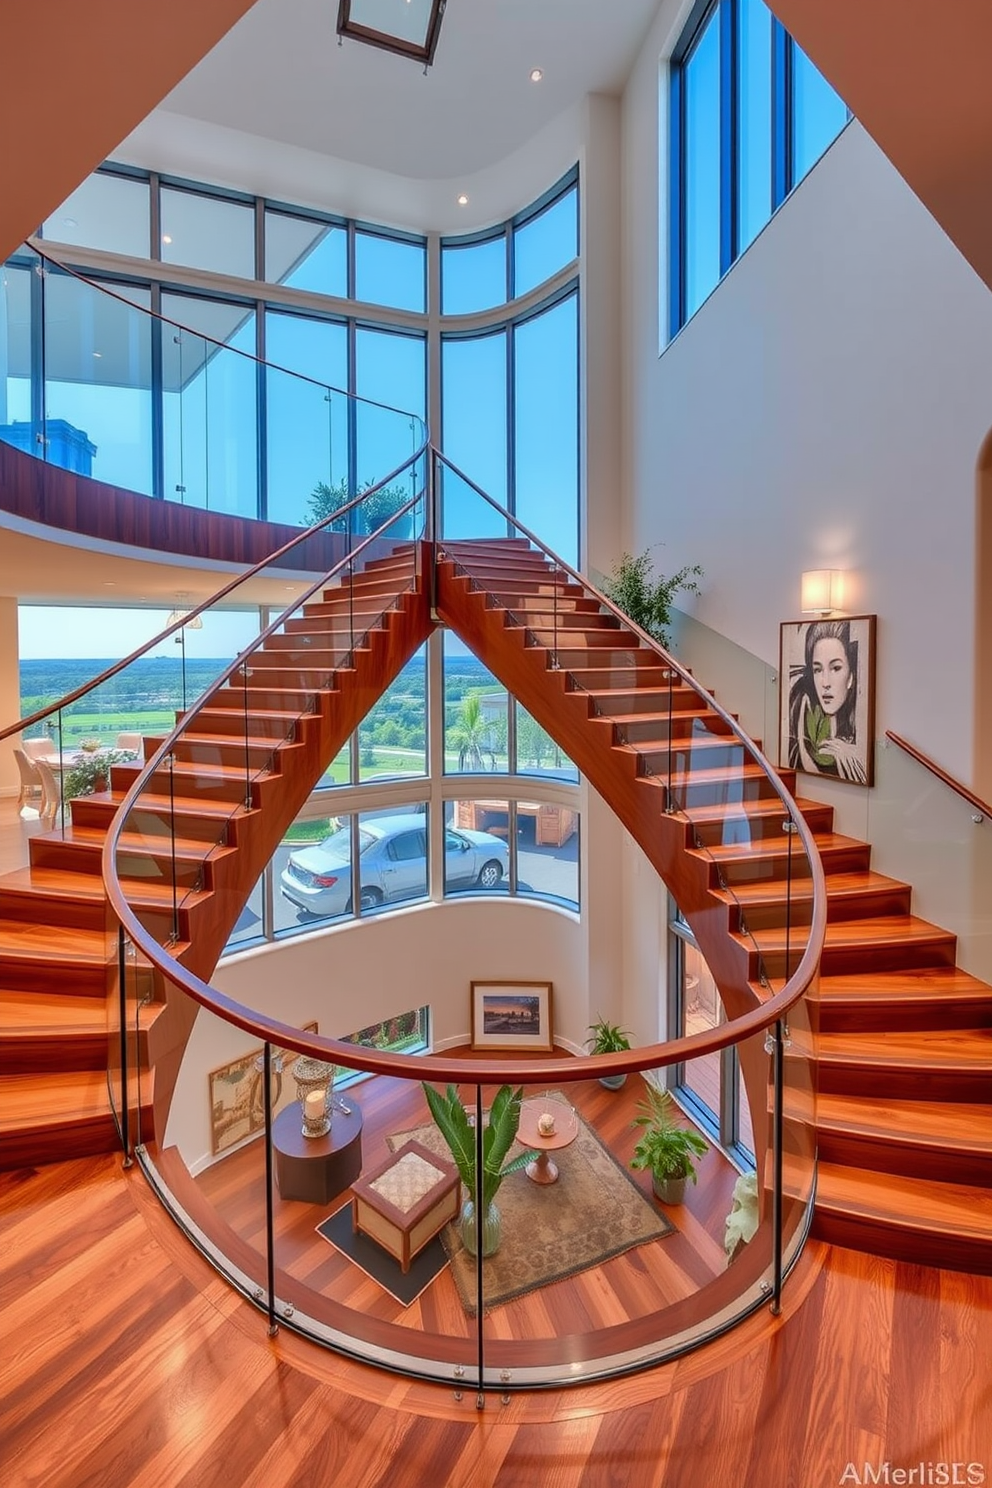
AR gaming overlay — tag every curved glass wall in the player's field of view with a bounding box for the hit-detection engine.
[10,166,580,562]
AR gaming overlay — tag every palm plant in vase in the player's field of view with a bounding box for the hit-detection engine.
[422,1082,532,1256]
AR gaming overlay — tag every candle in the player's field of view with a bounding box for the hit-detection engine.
[304,1090,325,1123]
[538,1111,556,1136]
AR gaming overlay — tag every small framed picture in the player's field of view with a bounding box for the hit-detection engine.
[470,981,554,1052]
[779,615,877,787]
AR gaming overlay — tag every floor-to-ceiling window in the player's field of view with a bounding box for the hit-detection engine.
[669,0,851,335]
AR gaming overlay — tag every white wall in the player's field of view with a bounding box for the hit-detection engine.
[621,2,992,789]
[167,895,591,1171]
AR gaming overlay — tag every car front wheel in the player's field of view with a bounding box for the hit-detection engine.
[477,860,503,889]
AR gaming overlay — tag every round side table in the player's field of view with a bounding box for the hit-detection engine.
[517,1097,579,1184]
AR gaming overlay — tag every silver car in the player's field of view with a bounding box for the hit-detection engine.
[279,812,509,917]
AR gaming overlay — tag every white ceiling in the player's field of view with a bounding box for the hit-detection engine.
[157,0,660,183]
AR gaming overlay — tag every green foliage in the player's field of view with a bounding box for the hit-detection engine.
[449,693,497,771]
[63,748,137,800]
[586,1016,632,1055]
[422,1082,532,1213]
[305,477,410,533]
[630,1084,708,1183]
[602,551,703,649]
[804,702,833,767]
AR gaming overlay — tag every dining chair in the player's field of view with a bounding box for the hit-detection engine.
[14,748,44,809]
[116,732,142,753]
[35,758,65,826]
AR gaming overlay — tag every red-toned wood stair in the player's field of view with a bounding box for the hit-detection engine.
[435,537,992,1275]
[0,546,432,1168]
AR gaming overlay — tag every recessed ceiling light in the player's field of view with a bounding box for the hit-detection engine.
[530,68,544,82]
[62,216,78,228]
[102,581,115,587]
[92,351,102,359]
[457,194,469,206]
[162,234,173,245]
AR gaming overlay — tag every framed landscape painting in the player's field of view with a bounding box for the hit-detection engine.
[209,1022,319,1155]
[470,981,553,1052]
[779,615,876,787]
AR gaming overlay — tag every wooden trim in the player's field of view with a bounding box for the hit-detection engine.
[885,730,991,819]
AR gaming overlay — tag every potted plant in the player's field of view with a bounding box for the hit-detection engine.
[630,1083,708,1204]
[601,550,703,649]
[587,1015,632,1090]
[62,746,137,800]
[422,1082,532,1257]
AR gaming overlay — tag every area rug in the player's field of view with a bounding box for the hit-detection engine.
[316,1201,449,1307]
[386,1106,675,1315]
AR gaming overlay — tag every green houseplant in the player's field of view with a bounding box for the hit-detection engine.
[630,1083,708,1204]
[602,550,703,649]
[62,747,137,801]
[587,1015,632,1091]
[422,1082,532,1256]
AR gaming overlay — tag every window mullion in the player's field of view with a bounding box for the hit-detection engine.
[771,19,791,206]
[719,0,737,275]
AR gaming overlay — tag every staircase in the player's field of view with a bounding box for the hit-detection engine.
[434,537,992,1274]
[0,547,432,1168]
[2,533,989,1274]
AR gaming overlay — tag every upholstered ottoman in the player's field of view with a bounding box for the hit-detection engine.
[351,1139,460,1273]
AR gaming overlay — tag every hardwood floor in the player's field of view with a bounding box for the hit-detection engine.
[1,1151,989,1488]
[188,1067,743,1359]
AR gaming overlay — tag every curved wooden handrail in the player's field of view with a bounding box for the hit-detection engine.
[886,730,991,820]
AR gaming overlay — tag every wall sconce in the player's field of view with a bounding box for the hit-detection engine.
[800,570,845,615]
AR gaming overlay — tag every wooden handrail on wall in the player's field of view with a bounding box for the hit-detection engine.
[885,731,991,821]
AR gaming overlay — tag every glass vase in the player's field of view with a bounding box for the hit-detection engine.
[460,1197,501,1257]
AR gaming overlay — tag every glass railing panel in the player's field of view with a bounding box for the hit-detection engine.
[667,607,779,764]
[266,369,347,530]
[437,455,510,543]
[0,253,39,458]
[866,739,992,984]
[162,303,258,517]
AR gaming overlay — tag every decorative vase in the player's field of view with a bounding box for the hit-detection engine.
[460,1197,501,1257]
[599,1073,627,1091]
[653,1174,687,1205]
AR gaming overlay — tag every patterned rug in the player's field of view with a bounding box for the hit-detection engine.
[387,1107,675,1315]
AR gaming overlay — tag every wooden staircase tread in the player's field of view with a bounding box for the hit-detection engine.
[0,919,116,961]
[716,870,910,908]
[0,1070,113,1126]
[817,1028,992,1065]
[818,967,992,1001]
[816,1163,992,1237]
[118,759,280,784]
[672,793,816,824]
[701,831,867,864]
[746,915,956,952]
[36,823,233,862]
[103,790,252,822]
[0,865,209,909]
[816,1094,992,1148]
[0,991,107,1032]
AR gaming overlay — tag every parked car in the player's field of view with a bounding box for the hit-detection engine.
[279,812,509,918]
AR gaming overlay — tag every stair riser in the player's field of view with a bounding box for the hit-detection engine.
[688,804,834,846]
[169,739,297,772]
[283,615,385,638]
[0,890,106,932]
[751,939,957,979]
[662,774,785,809]
[816,1128,992,1187]
[811,1210,992,1276]
[0,957,106,997]
[818,998,992,1034]
[0,1115,121,1172]
[818,1063,991,1102]
[0,1031,107,1074]
[551,648,661,669]
[29,836,211,890]
[209,686,325,713]
[71,798,236,846]
[512,627,633,648]
[710,845,872,888]
[189,711,311,741]
[635,743,751,776]
[582,689,705,718]
[614,714,735,744]
[732,888,914,933]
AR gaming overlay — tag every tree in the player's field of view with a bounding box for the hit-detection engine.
[602,551,703,648]
[449,694,496,771]
[304,477,410,533]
